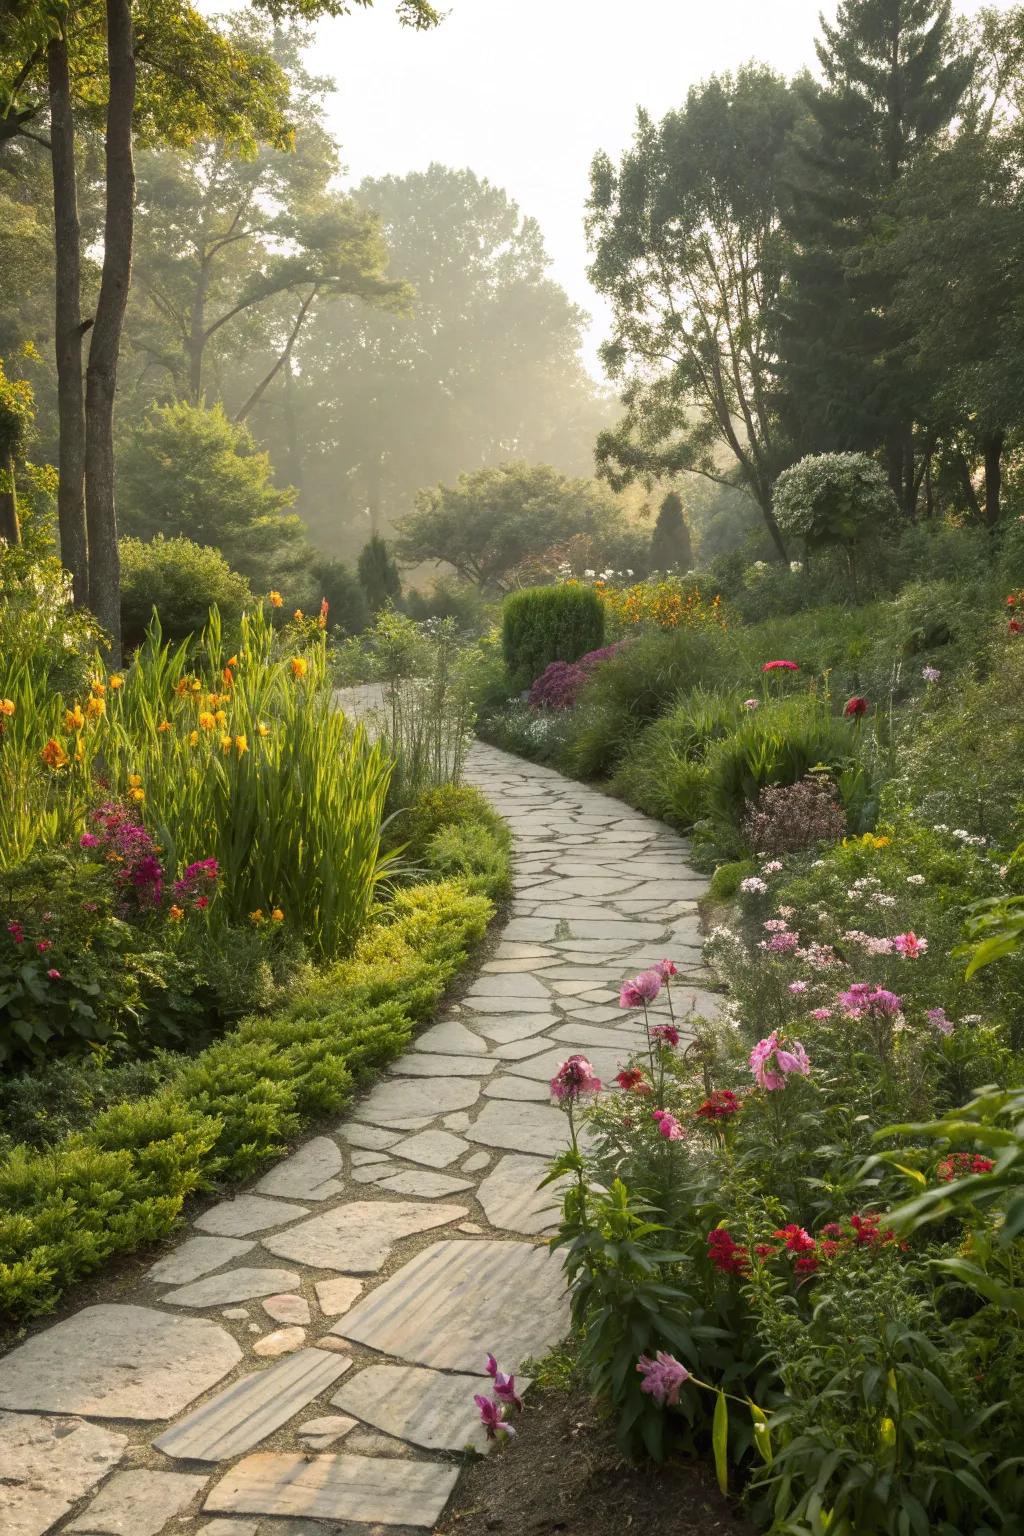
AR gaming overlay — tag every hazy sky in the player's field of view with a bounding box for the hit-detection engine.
[302,0,993,374]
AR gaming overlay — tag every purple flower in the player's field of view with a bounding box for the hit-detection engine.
[636,1351,689,1406]
[486,1354,524,1411]
[921,666,941,683]
[474,1393,515,1440]
[926,1007,953,1036]
[619,970,662,1008]
[550,1054,602,1102]
[837,984,903,1019]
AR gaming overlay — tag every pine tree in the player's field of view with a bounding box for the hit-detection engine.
[649,491,693,573]
[358,534,402,614]
[779,1,972,516]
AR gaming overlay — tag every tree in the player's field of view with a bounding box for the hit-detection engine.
[397,461,631,592]
[772,451,897,588]
[118,399,304,590]
[0,358,35,545]
[778,1,973,517]
[649,490,693,572]
[270,165,612,553]
[357,534,401,613]
[587,67,798,560]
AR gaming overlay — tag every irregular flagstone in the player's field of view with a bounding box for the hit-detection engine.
[338,1123,400,1151]
[203,1452,459,1528]
[254,1136,343,1201]
[353,1076,481,1127]
[551,1022,646,1050]
[314,1276,363,1316]
[463,972,550,999]
[464,1099,575,1156]
[391,1129,469,1167]
[336,1239,569,1373]
[252,1327,305,1358]
[146,1236,254,1286]
[473,1014,556,1044]
[0,1410,127,1536]
[476,1154,567,1235]
[333,1364,495,1452]
[154,1349,351,1462]
[510,1046,632,1084]
[350,1148,391,1166]
[371,1169,474,1198]
[262,1293,310,1325]
[388,1052,494,1077]
[198,1522,258,1536]
[461,993,552,1014]
[0,1305,242,1420]
[297,1413,356,1449]
[462,1150,491,1171]
[65,1470,207,1535]
[263,1200,468,1272]
[162,1267,301,1309]
[194,1195,309,1238]
[489,1036,557,1061]
[482,1074,552,1102]
[411,1019,488,1055]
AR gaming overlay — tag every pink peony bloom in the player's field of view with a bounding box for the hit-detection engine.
[926,1007,953,1036]
[651,1022,680,1048]
[550,1054,602,1102]
[652,1108,685,1140]
[837,983,902,1019]
[36,939,52,954]
[788,980,808,994]
[486,1354,524,1412]
[619,970,662,1008]
[474,1393,515,1440]
[891,931,928,958]
[636,1351,689,1406]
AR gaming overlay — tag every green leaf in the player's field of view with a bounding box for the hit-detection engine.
[712,1388,729,1496]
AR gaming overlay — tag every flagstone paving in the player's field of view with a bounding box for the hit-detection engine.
[0,738,716,1535]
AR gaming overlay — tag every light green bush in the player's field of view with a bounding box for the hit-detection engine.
[119,536,254,651]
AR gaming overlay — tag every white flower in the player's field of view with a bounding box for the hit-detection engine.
[959,1014,982,1025]
[761,860,783,875]
[906,874,926,885]
[790,561,803,573]
[584,568,596,578]
[921,665,941,683]
[740,876,768,895]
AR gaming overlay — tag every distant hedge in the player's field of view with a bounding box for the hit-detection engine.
[502,584,605,692]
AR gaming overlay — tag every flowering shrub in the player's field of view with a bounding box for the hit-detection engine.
[741,774,848,856]
[595,575,725,636]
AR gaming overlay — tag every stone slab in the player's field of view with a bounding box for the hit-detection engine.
[353,1077,481,1127]
[154,1349,351,1462]
[315,1275,363,1316]
[253,1327,305,1358]
[388,1053,493,1078]
[297,1413,356,1449]
[391,1129,468,1168]
[371,1170,474,1198]
[476,1154,566,1235]
[198,1523,258,1536]
[490,1036,557,1061]
[461,994,551,1014]
[508,1045,631,1084]
[254,1137,343,1201]
[464,1100,572,1156]
[203,1453,458,1527]
[263,1200,467,1273]
[337,1239,570,1373]
[334,1365,493,1452]
[66,1471,206,1535]
[0,1410,127,1536]
[339,1124,400,1151]
[163,1268,301,1309]
[474,1015,555,1044]
[463,973,550,1000]
[482,1074,552,1102]
[411,1020,488,1055]
[194,1196,309,1238]
[0,1305,241,1420]
[262,1293,310,1325]
[146,1237,254,1286]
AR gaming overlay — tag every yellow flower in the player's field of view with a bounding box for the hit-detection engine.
[168,904,185,922]
[74,736,85,762]
[293,609,304,621]
[86,695,106,719]
[268,590,283,608]
[290,656,307,680]
[271,907,284,922]
[191,679,201,692]
[257,722,270,738]
[90,677,105,697]
[234,734,248,756]
[174,678,192,696]
[0,698,15,717]
[41,738,69,769]
[188,730,200,747]
[65,703,85,732]
[198,711,215,730]
[250,908,264,923]
[157,719,171,733]
[220,733,233,753]
[109,674,124,690]
[128,773,142,788]
[214,709,228,726]
[129,787,145,803]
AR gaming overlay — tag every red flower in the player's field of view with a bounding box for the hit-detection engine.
[794,1254,819,1274]
[843,695,869,717]
[762,659,799,672]
[936,1153,995,1183]
[820,1222,844,1238]
[1010,620,1023,635]
[696,1089,741,1121]
[819,1239,842,1259]
[707,1228,749,1275]
[849,1211,897,1247]
[773,1223,816,1253]
[1008,594,1017,607]
[753,1242,777,1259]
[615,1067,650,1094]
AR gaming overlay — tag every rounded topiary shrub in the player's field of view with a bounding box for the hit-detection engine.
[119,535,254,650]
[773,452,897,552]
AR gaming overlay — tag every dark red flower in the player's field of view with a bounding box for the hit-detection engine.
[615,1067,651,1095]
[819,1240,842,1259]
[794,1255,820,1274]
[753,1242,777,1259]
[696,1089,741,1121]
[843,695,869,717]
[936,1153,995,1183]
[773,1223,816,1253]
[1010,620,1022,635]
[707,1228,749,1275]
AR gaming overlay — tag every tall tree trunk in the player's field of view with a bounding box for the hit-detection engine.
[984,430,1005,529]
[234,286,317,424]
[0,451,20,546]
[85,0,136,662]
[955,450,981,521]
[754,476,787,561]
[282,353,303,491]
[48,33,89,607]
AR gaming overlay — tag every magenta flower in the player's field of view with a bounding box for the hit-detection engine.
[652,1109,685,1140]
[79,832,101,848]
[636,1351,689,1406]
[46,968,61,980]
[36,939,52,954]
[474,1393,515,1440]
[486,1354,524,1411]
[762,659,799,672]
[550,1054,602,1102]
[788,980,808,994]
[926,1007,953,1036]
[619,970,662,1008]
[750,1030,811,1091]
[651,1022,680,1048]
[837,983,902,1019]
[6,920,25,944]
[767,931,799,955]
[891,931,928,958]
[654,958,678,980]
[810,1007,833,1020]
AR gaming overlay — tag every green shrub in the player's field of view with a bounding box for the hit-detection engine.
[303,556,370,638]
[358,535,402,615]
[707,858,756,900]
[502,584,605,692]
[119,536,254,651]
[773,450,898,555]
[0,877,493,1323]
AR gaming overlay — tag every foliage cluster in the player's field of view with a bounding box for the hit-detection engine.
[502,583,605,693]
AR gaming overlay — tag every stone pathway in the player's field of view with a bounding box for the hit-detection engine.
[0,743,715,1536]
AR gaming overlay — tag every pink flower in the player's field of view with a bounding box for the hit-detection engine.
[474,1393,515,1440]
[654,958,678,980]
[36,939,52,954]
[619,970,662,1008]
[774,1223,816,1253]
[767,931,799,955]
[79,832,101,848]
[486,1354,524,1412]
[651,1022,680,1047]
[550,1054,602,1102]
[837,983,902,1019]
[843,695,869,717]
[636,1351,689,1405]
[46,968,61,980]
[761,659,799,672]
[788,980,808,994]
[809,1007,833,1020]
[6,920,24,944]
[652,1108,685,1140]
[743,697,760,709]
[892,931,928,958]
[926,1007,953,1036]
[750,1031,811,1091]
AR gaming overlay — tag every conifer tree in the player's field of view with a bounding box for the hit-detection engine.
[649,491,693,572]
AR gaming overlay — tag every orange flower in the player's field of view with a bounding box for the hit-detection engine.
[128,774,142,787]
[65,703,85,732]
[290,656,307,680]
[41,738,69,769]
[222,667,234,687]
[293,609,304,621]
[168,904,185,922]
[90,678,105,697]
[188,729,200,747]
[214,709,228,726]
[86,695,105,719]
[220,733,233,753]
[157,719,171,733]
[0,698,15,717]
[174,677,192,696]
[271,907,284,922]
[234,734,248,755]
[198,711,215,730]
[318,598,329,630]
[226,655,238,668]
[268,590,283,608]
[109,674,124,690]
[250,908,264,923]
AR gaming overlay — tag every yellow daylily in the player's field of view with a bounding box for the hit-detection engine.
[65,704,85,732]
